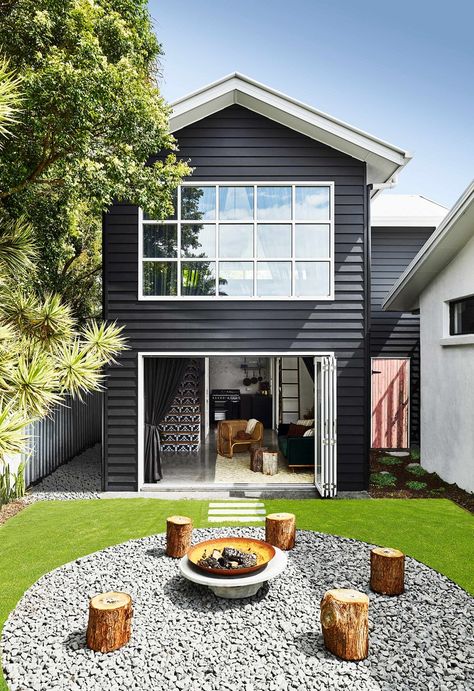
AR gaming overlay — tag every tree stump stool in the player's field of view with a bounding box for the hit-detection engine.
[370,547,405,595]
[166,515,193,558]
[265,512,296,550]
[262,450,278,476]
[320,588,369,661]
[250,445,267,472]
[86,592,132,653]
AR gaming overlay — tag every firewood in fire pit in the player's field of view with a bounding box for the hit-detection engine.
[198,546,257,570]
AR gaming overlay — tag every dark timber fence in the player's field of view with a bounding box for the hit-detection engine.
[23,393,102,486]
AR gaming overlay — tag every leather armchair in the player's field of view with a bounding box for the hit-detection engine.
[217,419,264,458]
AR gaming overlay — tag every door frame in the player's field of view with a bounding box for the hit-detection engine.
[370,356,411,449]
[137,350,336,493]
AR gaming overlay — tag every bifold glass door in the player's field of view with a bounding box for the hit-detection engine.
[314,355,337,497]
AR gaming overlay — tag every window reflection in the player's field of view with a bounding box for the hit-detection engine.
[295,224,330,258]
[181,224,215,258]
[181,187,216,220]
[219,224,253,258]
[295,187,330,220]
[219,187,254,220]
[218,262,253,296]
[295,262,330,296]
[257,262,291,296]
[142,225,177,258]
[257,186,291,220]
[181,262,216,296]
[257,224,291,258]
[143,262,177,296]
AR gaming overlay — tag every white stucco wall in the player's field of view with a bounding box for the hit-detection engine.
[419,233,474,492]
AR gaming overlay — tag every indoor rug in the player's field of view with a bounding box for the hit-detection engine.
[214,451,314,483]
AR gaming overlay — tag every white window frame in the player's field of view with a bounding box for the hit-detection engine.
[138,181,335,301]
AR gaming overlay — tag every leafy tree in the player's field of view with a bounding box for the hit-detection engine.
[0,0,190,318]
[0,64,127,503]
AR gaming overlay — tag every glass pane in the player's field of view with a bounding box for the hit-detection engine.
[295,261,330,297]
[219,224,253,258]
[257,224,291,258]
[219,186,254,220]
[181,224,216,258]
[295,224,330,257]
[295,186,330,220]
[143,261,177,296]
[143,224,177,258]
[257,186,291,220]
[218,261,254,296]
[181,186,216,220]
[257,262,291,297]
[143,189,177,220]
[450,296,474,335]
[181,262,216,296]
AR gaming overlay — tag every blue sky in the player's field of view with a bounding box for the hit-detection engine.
[148,0,473,207]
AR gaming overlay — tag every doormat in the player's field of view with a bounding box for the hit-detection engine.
[215,452,314,484]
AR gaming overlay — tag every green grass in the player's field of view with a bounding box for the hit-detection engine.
[1,497,473,690]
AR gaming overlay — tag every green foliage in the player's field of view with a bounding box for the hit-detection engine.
[429,487,446,496]
[0,459,25,505]
[0,57,21,143]
[0,71,127,496]
[406,480,428,491]
[379,455,403,466]
[0,0,190,318]
[370,472,397,488]
[407,464,428,477]
[410,448,421,462]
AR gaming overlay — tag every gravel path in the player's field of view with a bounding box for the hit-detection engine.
[2,528,473,691]
[27,444,101,502]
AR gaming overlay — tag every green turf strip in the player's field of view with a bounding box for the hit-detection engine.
[0,498,472,690]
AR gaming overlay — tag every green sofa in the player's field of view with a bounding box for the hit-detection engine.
[278,424,315,469]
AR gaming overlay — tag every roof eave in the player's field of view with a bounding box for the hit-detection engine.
[383,181,474,311]
[169,73,412,186]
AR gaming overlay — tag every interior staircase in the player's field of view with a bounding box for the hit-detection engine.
[159,360,201,454]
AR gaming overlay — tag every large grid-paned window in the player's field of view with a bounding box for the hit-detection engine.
[140,182,334,299]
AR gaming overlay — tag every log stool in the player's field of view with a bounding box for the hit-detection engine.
[166,515,193,558]
[86,592,132,653]
[370,547,405,595]
[265,512,296,550]
[250,445,267,473]
[320,588,369,661]
[262,450,278,476]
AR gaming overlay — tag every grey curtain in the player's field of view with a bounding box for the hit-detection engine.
[303,357,315,381]
[144,358,189,483]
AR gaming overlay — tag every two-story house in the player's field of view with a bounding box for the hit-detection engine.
[102,74,446,496]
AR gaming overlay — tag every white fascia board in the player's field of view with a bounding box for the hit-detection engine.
[383,181,474,311]
[169,73,411,185]
[371,216,444,228]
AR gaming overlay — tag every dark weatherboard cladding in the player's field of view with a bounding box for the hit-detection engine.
[103,105,368,491]
[370,226,435,445]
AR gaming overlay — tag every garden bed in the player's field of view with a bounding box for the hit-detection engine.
[370,450,474,513]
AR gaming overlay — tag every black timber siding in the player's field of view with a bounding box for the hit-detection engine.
[103,105,368,491]
[370,226,435,445]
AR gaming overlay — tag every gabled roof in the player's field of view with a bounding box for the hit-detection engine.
[170,73,412,187]
[383,181,474,311]
[371,194,448,228]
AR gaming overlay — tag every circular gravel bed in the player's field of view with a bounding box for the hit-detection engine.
[2,529,474,691]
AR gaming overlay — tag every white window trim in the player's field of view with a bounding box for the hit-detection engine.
[138,181,335,301]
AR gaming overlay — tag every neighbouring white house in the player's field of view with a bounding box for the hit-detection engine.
[383,181,474,493]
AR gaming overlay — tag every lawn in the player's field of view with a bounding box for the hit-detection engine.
[1,497,473,690]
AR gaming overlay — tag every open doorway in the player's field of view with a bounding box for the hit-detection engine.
[139,352,337,495]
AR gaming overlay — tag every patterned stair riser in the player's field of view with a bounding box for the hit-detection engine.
[159,360,201,454]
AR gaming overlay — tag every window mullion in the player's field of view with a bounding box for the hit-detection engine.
[177,185,181,296]
[253,184,257,297]
[216,184,219,296]
[291,185,296,297]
